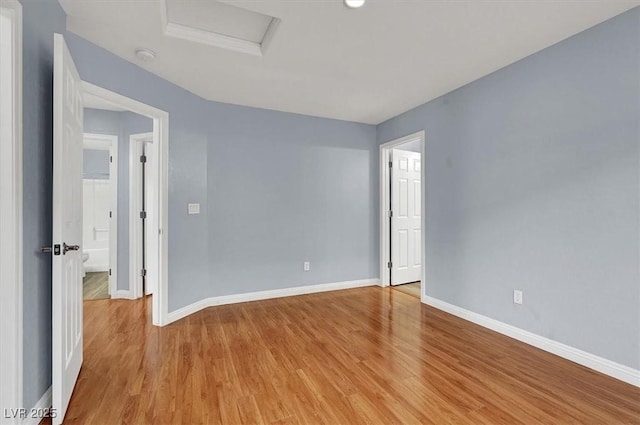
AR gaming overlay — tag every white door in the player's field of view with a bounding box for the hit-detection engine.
[391,149,422,285]
[52,32,84,425]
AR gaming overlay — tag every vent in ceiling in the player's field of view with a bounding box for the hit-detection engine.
[161,0,280,57]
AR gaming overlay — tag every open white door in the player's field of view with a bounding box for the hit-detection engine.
[391,149,422,285]
[52,33,84,425]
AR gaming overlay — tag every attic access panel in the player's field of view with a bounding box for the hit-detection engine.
[161,0,280,56]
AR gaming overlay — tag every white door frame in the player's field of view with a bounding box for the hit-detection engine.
[129,132,154,299]
[83,133,118,296]
[82,82,170,326]
[0,0,23,416]
[379,131,426,296]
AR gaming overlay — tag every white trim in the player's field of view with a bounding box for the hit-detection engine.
[159,0,279,57]
[82,133,114,150]
[260,18,281,55]
[167,278,379,324]
[21,386,52,425]
[423,295,640,388]
[0,1,23,419]
[111,290,133,300]
[83,133,118,296]
[82,81,170,327]
[379,131,426,289]
[129,132,154,300]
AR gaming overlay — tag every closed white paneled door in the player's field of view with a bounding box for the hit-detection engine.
[391,149,422,285]
[52,33,84,425]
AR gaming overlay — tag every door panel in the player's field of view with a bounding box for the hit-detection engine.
[53,33,84,425]
[398,230,408,268]
[398,179,408,217]
[391,149,422,285]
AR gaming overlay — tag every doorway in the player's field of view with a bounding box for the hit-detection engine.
[51,33,169,425]
[379,131,426,299]
[82,81,169,326]
[82,133,117,300]
[130,132,156,298]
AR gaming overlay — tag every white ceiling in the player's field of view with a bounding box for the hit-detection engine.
[60,0,639,125]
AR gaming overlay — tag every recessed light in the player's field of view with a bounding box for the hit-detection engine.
[135,48,156,62]
[344,0,365,9]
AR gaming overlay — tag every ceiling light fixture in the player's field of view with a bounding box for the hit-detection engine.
[135,48,156,62]
[344,0,365,9]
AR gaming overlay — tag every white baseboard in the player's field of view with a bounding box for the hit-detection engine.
[21,386,51,425]
[167,278,379,325]
[84,265,108,273]
[111,289,132,300]
[422,295,640,388]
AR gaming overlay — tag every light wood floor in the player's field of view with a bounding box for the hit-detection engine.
[83,272,109,300]
[58,287,639,424]
[393,281,421,298]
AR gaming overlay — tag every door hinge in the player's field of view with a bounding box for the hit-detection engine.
[140,155,147,163]
[388,161,392,168]
[388,210,393,218]
[109,211,112,218]
[109,268,112,276]
[140,211,147,219]
[387,261,392,269]
[141,269,147,277]
[109,155,113,163]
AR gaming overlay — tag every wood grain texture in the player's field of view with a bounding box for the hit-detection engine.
[393,281,421,299]
[55,287,639,424]
[83,272,109,300]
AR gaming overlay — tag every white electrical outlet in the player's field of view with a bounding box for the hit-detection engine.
[513,290,523,305]
[303,261,310,271]
[188,203,200,215]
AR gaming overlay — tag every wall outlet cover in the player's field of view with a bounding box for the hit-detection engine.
[513,290,523,305]
[188,203,200,214]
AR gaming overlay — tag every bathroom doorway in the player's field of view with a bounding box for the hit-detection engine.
[81,97,154,301]
[82,133,117,300]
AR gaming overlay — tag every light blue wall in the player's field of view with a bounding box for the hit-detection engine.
[83,108,152,291]
[21,0,378,406]
[395,139,421,153]
[377,8,640,369]
[83,149,110,179]
[20,0,66,410]
[206,106,378,306]
[65,34,379,312]
[20,0,638,410]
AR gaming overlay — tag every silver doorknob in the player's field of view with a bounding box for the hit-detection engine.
[63,243,80,254]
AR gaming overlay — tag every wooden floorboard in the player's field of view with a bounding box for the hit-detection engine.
[393,281,421,298]
[57,287,639,424]
[83,272,109,300]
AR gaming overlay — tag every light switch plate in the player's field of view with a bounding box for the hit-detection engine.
[188,203,200,215]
